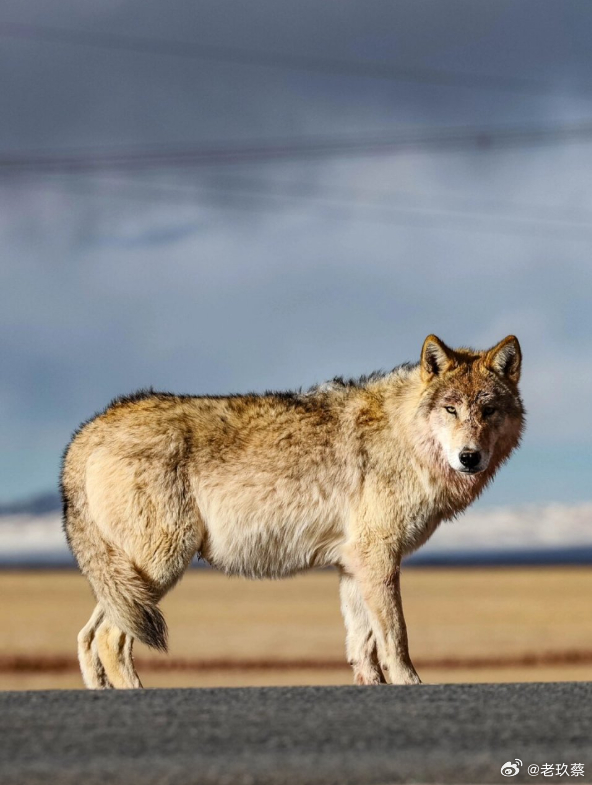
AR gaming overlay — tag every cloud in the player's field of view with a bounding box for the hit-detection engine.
[0,0,591,500]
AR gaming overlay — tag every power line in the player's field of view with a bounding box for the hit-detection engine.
[1,120,592,174]
[0,21,558,94]
[20,172,592,239]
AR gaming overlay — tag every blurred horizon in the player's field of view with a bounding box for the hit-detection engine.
[1,2,592,507]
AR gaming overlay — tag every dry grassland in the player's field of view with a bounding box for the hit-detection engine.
[0,567,591,689]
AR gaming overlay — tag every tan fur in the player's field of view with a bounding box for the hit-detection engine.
[61,335,524,688]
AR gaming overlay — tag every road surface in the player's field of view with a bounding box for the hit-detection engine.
[1,683,590,784]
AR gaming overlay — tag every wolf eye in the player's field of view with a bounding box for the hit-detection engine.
[483,406,496,416]
[444,406,457,415]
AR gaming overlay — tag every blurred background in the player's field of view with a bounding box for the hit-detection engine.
[1,1,592,689]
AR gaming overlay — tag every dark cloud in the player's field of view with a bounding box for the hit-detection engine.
[0,1,591,504]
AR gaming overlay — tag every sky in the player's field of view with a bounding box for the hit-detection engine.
[0,1,591,506]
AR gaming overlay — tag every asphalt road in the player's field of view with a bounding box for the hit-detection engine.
[1,683,590,784]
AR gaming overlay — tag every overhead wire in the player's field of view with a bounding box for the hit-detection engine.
[1,120,592,174]
[16,171,592,239]
[1,24,590,236]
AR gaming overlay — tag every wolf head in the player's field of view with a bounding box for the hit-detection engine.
[418,334,524,475]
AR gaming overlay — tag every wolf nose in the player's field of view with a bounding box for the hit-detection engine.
[459,450,481,469]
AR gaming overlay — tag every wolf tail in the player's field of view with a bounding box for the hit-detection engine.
[63,498,168,652]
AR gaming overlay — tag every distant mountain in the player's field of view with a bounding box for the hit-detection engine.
[0,492,61,517]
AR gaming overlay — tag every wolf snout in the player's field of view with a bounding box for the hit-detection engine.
[459,449,481,471]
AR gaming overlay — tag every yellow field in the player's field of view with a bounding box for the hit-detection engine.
[1,567,592,689]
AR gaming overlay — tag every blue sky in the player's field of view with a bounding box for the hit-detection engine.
[0,1,591,507]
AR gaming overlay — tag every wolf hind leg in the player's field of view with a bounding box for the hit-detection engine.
[94,619,143,689]
[121,633,143,688]
[339,571,386,685]
[77,604,113,689]
[65,473,202,688]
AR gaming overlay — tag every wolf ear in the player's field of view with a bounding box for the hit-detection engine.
[485,335,522,383]
[420,335,456,381]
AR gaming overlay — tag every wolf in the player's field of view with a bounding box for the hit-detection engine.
[61,334,524,689]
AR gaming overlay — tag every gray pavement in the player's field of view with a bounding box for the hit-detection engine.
[0,683,590,784]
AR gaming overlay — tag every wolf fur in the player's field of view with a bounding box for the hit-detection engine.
[61,334,524,689]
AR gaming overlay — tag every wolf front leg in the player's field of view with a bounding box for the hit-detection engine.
[344,542,421,685]
[339,570,386,685]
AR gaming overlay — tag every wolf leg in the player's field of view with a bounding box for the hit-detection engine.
[77,604,113,689]
[94,619,143,689]
[339,571,386,685]
[122,633,143,688]
[347,545,421,685]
